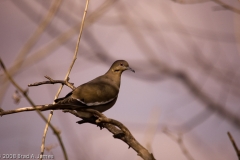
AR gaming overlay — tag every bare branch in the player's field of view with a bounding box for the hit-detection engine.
[227,132,240,160]
[28,75,76,90]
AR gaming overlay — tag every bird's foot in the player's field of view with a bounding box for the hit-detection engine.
[76,116,104,129]
[96,122,104,130]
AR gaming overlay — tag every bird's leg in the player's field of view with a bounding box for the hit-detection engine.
[76,117,96,125]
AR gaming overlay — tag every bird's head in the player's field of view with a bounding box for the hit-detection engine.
[109,60,135,74]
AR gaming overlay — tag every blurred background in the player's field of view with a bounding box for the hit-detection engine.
[0,0,240,159]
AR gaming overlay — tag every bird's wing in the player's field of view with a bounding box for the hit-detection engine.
[71,80,119,107]
[54,91,73,103]
[54,91,83,107]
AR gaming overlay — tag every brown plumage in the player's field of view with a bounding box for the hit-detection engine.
[41,60,135,119]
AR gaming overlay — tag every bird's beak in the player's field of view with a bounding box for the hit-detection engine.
[127,67,135,73]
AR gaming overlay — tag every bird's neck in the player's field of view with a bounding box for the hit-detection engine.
[105,71,122,88]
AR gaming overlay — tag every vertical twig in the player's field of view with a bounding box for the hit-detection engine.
[40,110,54,159]
[227,132,240,160]
[39,0,90,159]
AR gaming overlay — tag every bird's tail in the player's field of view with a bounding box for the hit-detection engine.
[39,104,61,111]
[39,103,79,111]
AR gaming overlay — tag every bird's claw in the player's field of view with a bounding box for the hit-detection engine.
[96,123,104,130]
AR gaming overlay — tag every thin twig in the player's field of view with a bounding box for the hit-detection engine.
[40,0,90,159]
[227,132,240,160]
[28,75,76,90]
[40,110,54,159]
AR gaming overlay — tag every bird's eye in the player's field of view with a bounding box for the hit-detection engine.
[120,63,123,66]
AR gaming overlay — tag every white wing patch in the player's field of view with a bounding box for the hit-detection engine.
[76,97,116,106]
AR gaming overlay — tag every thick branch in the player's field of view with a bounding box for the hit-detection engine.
[64,109,156,160]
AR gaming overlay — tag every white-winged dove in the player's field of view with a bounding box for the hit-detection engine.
[42,60,135,119]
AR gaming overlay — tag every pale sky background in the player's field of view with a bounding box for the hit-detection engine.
[0,0,240,160]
